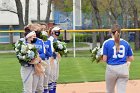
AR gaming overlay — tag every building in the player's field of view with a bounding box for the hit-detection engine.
[0,0,54,43]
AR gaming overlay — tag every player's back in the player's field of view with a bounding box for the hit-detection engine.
[103,38,132,65]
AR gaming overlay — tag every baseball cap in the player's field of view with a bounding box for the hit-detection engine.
[51,26,61,32]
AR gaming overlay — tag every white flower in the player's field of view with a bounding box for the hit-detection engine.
[15,48,19,52]
[41,31,48,36]
[57,41,60,43]
[15,41,19,47]
[21,45,27,53]
[64,49,68,53]
[18,55,26,60]
[28,44,35,49]
[22,56,26,59]
[58,44,63,49]
[97,48,102,56]
[27,50,35,59]
[96,55,99,59]
[92,47,97,53]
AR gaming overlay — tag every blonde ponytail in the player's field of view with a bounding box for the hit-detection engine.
[111,24,121,52]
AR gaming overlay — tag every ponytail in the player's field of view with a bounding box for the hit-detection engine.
[48,27,54,37]
[111,24,121,52]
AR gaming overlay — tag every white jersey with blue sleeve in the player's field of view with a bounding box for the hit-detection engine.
[102,38,133,65]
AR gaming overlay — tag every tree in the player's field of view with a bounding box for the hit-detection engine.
[25,0,29,25]
[53,0,72,12]
[37,0,40,23]
[45,0,53,23]
[90,0,104,45]
[119,0,130,41]
[15,0,24,37]
[128,0,140,50]
[14,0,24,29]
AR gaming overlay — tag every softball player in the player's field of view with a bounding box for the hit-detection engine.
[24,24,46,93]
[19,30,36,93]
[32,31,46,93]
[43,34,53,93]
[102,24,134,93]
[47,26,61,93]
[33,38,46,93]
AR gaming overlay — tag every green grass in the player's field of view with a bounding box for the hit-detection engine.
[0,44,14,50]
[0,52,140,92]
[66,42,89,48]
[0,53,22,93]
[0,42,89,50]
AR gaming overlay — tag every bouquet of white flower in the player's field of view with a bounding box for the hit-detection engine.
[14,38,48,76]
[53,41,68,56]
[90,46,103,63]
[14,38,38,65]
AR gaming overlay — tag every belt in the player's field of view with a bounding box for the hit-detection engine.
[22,64,34,67]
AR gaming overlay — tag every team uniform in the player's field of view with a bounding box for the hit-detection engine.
[32,38,46,93]
[43,39,53,93]
[102,38,133,93]
[19,38,35,93]
[48,36,59,93]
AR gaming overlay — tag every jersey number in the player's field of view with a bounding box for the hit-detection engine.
[113,45,125,58]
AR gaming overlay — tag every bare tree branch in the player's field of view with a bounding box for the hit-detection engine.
[45,0,53,23]
[90,0,104,45]
[0,9,17,14]
[37,0,40,23]
[25,0,29,25]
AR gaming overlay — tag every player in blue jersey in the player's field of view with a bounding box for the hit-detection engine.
[102,24,134,93]
[47,26,61,93]
[38,24,53,93]
[18,30,36,93]
[43,38,53,93]
[25,24,46,93]
[32,33,46,93]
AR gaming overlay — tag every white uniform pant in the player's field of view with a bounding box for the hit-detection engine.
[44,59,51,89]
[50,58,59,83]
[33,74,44,93]
[20,66,34,93]
[106,63,129,93]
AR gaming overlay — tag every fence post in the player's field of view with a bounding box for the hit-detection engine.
[64,30,67,42]
[9,25,13,44]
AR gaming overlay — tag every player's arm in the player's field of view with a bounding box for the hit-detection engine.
[127,56,134,69]
[102,41,107,62]
[102,55,107,62]
[127,56,134,62]
[126,44,134,68]
[127,44,134,62]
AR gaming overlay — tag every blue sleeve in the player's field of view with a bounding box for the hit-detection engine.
[102,42,108,56]
[39,41,45,60]
[127,44,133,56]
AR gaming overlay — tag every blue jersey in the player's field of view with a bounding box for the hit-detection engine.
[102,38,133,65]
[34,38,45,60]
[44,40,53,59]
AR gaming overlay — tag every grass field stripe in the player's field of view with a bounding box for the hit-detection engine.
[75,60,87,82]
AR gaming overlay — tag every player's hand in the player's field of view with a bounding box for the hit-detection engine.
[127,61,131,70]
